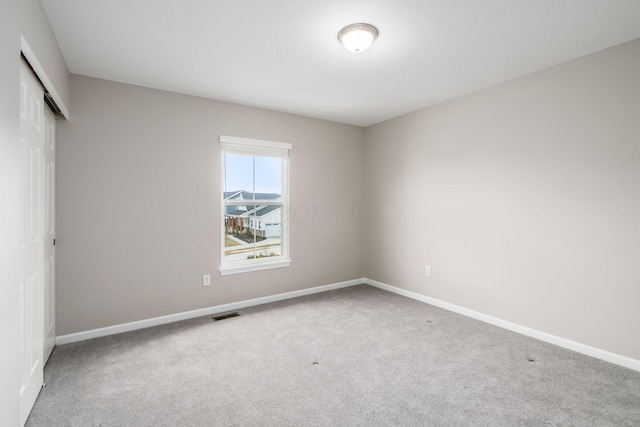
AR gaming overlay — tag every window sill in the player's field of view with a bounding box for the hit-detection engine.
[219,259,292,276]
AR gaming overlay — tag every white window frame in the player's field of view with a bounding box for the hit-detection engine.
[219,135,292,276]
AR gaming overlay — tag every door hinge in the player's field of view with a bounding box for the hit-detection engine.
[53,238,56,246]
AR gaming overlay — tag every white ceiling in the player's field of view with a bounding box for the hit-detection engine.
[41,0,640,127]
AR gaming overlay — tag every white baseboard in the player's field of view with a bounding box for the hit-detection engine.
[56,278,365,345]
[56,277,640,373]
[364,278,640,373]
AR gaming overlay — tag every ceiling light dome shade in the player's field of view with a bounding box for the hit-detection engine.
[338,23,378,53]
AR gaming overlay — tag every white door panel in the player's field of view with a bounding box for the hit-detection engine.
[43,104,56,363]
[19,59,45,427]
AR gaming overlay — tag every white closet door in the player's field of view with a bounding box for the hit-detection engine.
[43,106,56,363]
[19,59,45,427]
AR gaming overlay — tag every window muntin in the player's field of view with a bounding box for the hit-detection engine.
[220,136,291,275]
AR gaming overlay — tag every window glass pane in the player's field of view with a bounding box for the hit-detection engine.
[254,156,282,196]
[225,153,253,197]
[223,206,282,264]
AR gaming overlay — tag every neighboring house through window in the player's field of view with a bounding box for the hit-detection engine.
[219,135,291,275]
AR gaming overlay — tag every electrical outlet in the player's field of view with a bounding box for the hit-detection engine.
[202,274,211,286]
[425,266,432,277]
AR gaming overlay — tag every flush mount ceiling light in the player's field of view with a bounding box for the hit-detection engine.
[338,23,378,53]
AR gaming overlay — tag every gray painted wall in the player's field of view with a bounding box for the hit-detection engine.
[1,1,22,424]
[56,75,366,335]
[364,38,640,361]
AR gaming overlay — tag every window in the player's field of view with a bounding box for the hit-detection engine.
[219,135,291,275]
